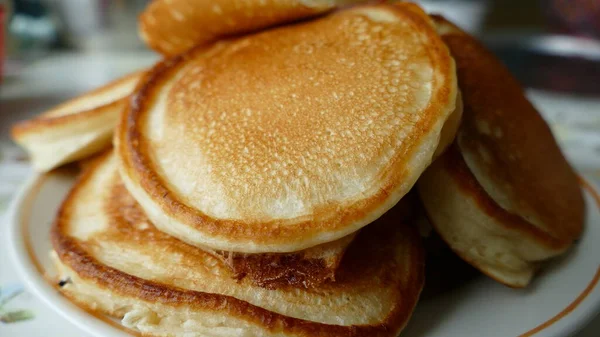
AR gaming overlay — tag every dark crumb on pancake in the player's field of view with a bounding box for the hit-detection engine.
[58,277,72,287]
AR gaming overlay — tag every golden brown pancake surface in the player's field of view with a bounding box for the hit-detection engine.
[117,4,458,253]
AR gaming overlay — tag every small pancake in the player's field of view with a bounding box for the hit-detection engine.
[11,71,143,172]
[52,151,425,337]
[139,0,362,56]
[117,3,458,253]
[418,17,585,287]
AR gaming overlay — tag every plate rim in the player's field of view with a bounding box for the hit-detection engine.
[6,173,131,337]
[6,172,600,337]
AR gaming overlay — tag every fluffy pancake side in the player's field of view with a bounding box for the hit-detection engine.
[117,3,458,253]
[418,17,584,287]
[51,151,425,336]
[11,71,144,172]
[139,0,362,56]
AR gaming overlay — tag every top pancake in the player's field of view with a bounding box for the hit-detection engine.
[139,0,361,56]
[434,17,584,243]
[117,4,457,253]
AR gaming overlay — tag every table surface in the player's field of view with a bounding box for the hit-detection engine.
[1,52,600,336]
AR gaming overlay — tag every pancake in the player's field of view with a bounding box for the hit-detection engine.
[116,3,458,253]
[51,151,425,337]
[84,155,354,289]
[11,71,143,172]
[417,17,585,287]
[139,0,362,56]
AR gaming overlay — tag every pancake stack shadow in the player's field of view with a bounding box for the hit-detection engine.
[11,1,585,336]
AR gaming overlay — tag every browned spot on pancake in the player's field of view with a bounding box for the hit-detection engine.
[212,250,334,289]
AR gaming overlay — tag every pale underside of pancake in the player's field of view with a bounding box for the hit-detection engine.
[117,3,458,253]
[11,71,143,172]
[418,17,585,287]
[51,151,424,337]
[139,0,365,56]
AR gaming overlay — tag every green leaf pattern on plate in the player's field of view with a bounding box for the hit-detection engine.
[0,144,34,324]
[0,280,35,324]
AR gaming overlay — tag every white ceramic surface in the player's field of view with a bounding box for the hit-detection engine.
[6,170,600,337]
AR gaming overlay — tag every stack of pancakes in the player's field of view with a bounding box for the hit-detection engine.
[12,1,585,336]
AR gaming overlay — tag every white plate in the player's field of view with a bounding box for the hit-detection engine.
[7,169,600,337]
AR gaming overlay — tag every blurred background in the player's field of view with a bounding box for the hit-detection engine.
[0,0,600,165]
[2,0,600,89]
